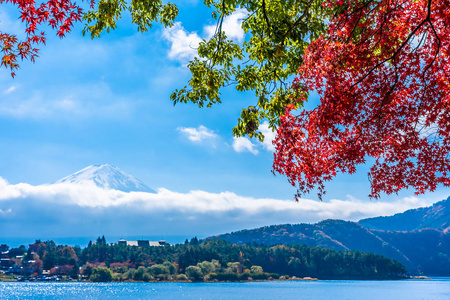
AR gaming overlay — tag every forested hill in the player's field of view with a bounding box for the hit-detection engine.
[206,198,450,276]
[359,197,450,231]
[0,239,406,281]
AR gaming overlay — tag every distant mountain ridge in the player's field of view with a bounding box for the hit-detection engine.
[55,164,156,193]
[359,196,450,231]
[206,197,450,276]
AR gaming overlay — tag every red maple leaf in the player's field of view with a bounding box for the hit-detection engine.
[274,0,450,200]
[0,0,85,76]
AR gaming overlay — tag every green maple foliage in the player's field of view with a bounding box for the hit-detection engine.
[82,0,178,37]
[170,0,331,142]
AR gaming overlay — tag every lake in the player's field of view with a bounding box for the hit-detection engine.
[1,278,449,299]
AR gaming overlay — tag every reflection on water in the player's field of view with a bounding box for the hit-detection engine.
[1,278,449,300]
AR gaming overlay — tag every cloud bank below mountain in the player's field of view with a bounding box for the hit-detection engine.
[0,177,432,240]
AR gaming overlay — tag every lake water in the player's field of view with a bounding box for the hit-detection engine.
[1,278,449,299]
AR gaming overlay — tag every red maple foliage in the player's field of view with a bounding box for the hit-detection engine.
[0,0,84,77]
[274,0,450,200]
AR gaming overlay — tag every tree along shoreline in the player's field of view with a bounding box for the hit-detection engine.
[2,275,429,283]
[2,275,322,283]
[0,238,408,282]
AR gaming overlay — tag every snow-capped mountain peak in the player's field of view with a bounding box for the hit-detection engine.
[55,164,156,193]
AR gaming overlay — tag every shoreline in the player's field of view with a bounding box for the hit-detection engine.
[3,276,427,283]
[0,276,320,283]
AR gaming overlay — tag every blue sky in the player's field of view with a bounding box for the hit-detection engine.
[0,1,285,197]
[0,1,449,244]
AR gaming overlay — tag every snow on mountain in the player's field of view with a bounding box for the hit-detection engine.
[55,164,156,193]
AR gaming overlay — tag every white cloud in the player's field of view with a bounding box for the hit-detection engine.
[232,137,258,155]
[0,178,434,238]
[177,125,218,142]
[259,121,276,152]
[3,85,18,95]
[204,8,248,42]
[416,115,440,139]
[162,22,202,62]
[0,208,12,215]
[0,82,133,120]
[177,123,275,154]
[0,177,22,199]
[163,9,247,63]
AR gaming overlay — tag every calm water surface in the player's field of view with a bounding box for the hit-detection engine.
[1,278,449,299]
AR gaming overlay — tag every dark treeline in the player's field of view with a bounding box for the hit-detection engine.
[0,237,406,281]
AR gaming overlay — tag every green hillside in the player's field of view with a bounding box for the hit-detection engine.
[206,197,450,276]
[359,197,450,231]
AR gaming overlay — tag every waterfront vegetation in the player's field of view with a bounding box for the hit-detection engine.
[0,238,407,282]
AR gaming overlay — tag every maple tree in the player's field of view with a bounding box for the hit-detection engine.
[1,0,329,144]
[1,0,326,134]
[3,0,449,199]
[273,0,450,199]
[0,0,177,77]
[0,0,83,77]
[171,0,331,141]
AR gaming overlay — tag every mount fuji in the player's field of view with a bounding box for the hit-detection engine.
[55,164,156,193]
